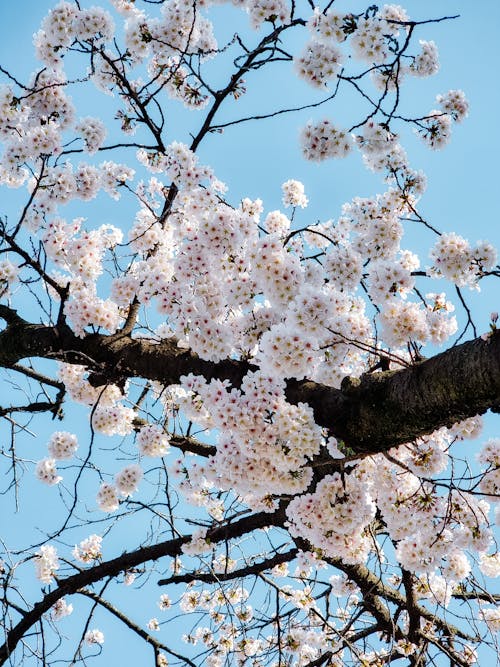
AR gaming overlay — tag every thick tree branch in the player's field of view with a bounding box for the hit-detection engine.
[1,314,500,454]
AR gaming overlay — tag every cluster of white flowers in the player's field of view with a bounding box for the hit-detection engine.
[350,16,389,63]
[72,534,102,563]
[96,482,120,512]
[380,298,457,347]
[307,8,347,44]
[418,110,452,150]
[0,86,28,138]
[51,597,73,620]
[74,117,106,154]
[355,121,398,157]
[257,322,316,379]
[300,119,352,161]
[370,452,494,576]
[0,258,19,294]
[34,3,114,66]
[99,161,135,199]
[91,404,136,436]
[47,431,78,459]
[368,257,414,303]
[430,233,497,287]
[479,552,500,578]
[123,1,217,68]
[264,210,291,236]
[411,40,439,77]
[437,89,469,122]
[304,5,408,73]
[173,371,324,506]
[84,628,105,645]
[35,545,59,583]
[287,471,376,564]
[181,527,210,556]
[281,180,308,209]
[137,424,170,457]
[57,364,124,406]
[477,439,500,500]
[294,41,343,88]
[115,463,143,496]
[35,458,62,486]
[244,0,290,30]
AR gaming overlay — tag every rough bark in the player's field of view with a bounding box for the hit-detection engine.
[1,308,500,453]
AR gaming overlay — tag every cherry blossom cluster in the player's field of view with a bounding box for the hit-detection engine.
[430,232,497,288]
[122,1,217,67]
[295,41,343,88]
[74,117,107,154]
[173,371,323,507]
[284,416,499,584]
[35,431,78,486]
[84,629,105,645]
[34,2,114,67]
[51,598,73,620]
[477,439,500,501]
[286,470,376,564]
[137,424,170,457]
[436,89,469,122]
[42,219,123,283]
[35,545,59,583]
[243,0,290,30]
[0,258,19,295]
[73,534,103,563]
[281,179,308,209]
[300,119,353,161]
[379,295,457,348]
[371,448,495,580]
[47,431,78,459]
[411,40,439,77]
[95,463,144,512]
[57,363,124,406]
[91,403,136,436]
[96,482,120,512]
[304,5,408,72]
[479,552,500,578]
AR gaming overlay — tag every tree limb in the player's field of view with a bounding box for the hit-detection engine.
[1,314,499,454]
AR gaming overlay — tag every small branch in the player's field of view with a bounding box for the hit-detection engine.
[158,548,298,585]
[78,589,197,667]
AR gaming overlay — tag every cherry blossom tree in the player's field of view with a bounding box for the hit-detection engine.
[0,1,499,666]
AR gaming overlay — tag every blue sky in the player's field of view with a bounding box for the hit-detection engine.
[1,1,500,665]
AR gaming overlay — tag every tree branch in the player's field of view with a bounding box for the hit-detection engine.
[157,548,298,586]
[1,315,499,454]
